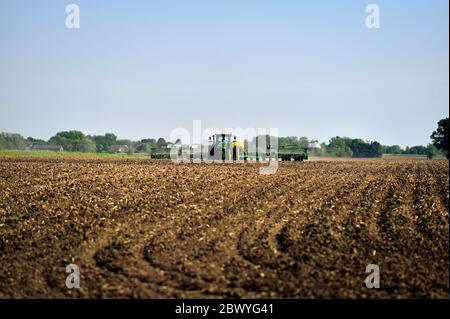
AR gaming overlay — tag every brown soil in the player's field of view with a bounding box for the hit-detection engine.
[0,157,448,298]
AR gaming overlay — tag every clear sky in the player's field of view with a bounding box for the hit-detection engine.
[0,0,448,147]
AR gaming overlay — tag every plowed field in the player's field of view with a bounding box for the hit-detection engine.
[0,157,448,298]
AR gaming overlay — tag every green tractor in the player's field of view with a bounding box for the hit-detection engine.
[208,133,243,161]
[207,134,309,162]
[150,133,313,162]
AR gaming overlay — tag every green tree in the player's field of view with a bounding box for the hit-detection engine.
[426,144,438,159]
[135,138,156,153]
[26,137,47,146]
[0,132,27,150]
[327,137,353,157]
[298,136,309,148]
[326,137,382,158]
[141,138,157,148]
[348,139,367,157]
[383,145,403,154]
[49,130,96,152]
[431,117,449,158]
[369,141,383,157]
[77,138,97,152]
[116,139,134,152]
[127,147,135,156]
[90,133,117,152]
[404,145,428,155]
[53,130,84,140]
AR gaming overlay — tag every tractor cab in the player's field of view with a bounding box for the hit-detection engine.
[208,133,240,161]
[210,134,231,144]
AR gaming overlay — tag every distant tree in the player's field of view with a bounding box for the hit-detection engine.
[52,130,85,140]
[135,138,156,153]
[90,133,117,152]
[116,139,135,152]
[77,138,97,152]
[354,140,382,157]
[327,137,353,157]
[431,117,449,158]
[369,141,383,157]
[298,136,309,148]
[127,147,135,156]
[383,145,403,154]
[49,130,96,152]
[348,138,367,157]
[0,132,27,150]
[427,144,438,159]
[325,137,382,158]
[26,137,47,146]
[141,138,157,148]
[404,145,428,155]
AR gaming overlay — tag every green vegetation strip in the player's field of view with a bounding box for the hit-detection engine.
[0,150,150,159]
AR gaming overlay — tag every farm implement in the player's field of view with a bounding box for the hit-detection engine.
[151,133,314,162]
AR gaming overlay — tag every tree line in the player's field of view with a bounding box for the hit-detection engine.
[1,117,448,158]
[4,131,169,155]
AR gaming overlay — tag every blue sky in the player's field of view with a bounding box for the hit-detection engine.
[0,0,448,146]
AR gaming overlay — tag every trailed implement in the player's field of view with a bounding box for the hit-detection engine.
[151,133,316,162]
